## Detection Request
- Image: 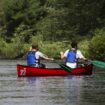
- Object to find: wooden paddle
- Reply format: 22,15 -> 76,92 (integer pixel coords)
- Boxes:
90,60 -> 105,68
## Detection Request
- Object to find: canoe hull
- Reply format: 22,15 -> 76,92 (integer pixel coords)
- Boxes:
17,64 -> 93,77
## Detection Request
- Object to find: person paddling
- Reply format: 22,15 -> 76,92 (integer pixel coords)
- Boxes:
60,41 -> 87,69
27,44 -> 54,68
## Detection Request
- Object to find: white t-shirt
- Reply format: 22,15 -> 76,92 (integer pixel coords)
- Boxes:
64,49 -> 85,68
35,51 -> 45,59
34,51 -> 45,67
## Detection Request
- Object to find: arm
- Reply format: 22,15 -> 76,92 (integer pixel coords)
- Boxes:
60,52 -> 65,59
42,54 -> 54,60
77,50 -> 87,60
60,50 -> 69,59
38,52 -> 54,61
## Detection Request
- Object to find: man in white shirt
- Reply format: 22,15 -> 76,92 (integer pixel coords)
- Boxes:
27,44 -> 54,67
60,41 -> 87,69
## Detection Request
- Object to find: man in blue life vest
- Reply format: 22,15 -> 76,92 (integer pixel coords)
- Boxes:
27,46 -> 37,67
60,41 -> 87,68
27,44 -> 54,67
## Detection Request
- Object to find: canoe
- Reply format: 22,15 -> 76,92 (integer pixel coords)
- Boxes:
17,64 -> 93,77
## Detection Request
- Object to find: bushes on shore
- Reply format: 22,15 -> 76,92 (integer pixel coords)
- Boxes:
0,36 -> 90,59
0,30 -> 105,61
88,29 -> 105,61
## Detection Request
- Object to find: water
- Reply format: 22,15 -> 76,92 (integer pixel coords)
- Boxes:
0,60 -> 105,105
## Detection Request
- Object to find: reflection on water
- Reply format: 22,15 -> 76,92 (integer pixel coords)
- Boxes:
27,77 -> 37,86
17,76 -> 84,105
0,60 -> 105,105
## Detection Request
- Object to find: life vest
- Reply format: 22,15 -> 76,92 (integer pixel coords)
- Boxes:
27,51 -> 37,66
66,51 -> 77,63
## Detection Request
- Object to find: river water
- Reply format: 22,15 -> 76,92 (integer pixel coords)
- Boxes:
0,60 -> 105,105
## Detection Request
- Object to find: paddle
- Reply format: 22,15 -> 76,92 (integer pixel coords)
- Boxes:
54,60 -> 72,73
90,60 -> 105,68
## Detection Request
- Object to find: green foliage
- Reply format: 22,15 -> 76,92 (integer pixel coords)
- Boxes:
0,0 -> 105,59
2,0 -> 30,39
78,40 -> 90,57
30,35 -> 43,45
36,1 -> 70,41
0,39 -> 29,59
2,0 -> 46,41
88,28 -> 105,61
40,41 -> 70,58
1,0 -> 105,42
12,24 -> 33,43
0,37 -> 6,55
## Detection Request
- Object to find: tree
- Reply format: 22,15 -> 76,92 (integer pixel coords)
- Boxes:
2,0 -> 46,42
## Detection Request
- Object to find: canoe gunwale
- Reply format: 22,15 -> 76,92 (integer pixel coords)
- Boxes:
17,64 -> 64,70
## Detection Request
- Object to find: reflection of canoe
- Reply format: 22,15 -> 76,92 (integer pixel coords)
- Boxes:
17,64 -> 93,77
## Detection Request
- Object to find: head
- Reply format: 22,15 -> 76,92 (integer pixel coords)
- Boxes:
71,41 -> 78,49
32,44 -> 39,51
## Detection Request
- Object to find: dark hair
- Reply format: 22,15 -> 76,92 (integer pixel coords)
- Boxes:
32,44 -> 39,50
71,41 -> 77,48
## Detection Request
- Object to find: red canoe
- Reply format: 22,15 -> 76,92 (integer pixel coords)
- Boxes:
17,64 -> 93,77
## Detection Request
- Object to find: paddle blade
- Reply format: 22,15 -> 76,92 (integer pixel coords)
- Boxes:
91,60 -> 105,68
59,63 -> 72,73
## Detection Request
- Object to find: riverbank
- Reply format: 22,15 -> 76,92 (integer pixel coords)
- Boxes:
0,40 -> 89,59
0,31 -> 105,61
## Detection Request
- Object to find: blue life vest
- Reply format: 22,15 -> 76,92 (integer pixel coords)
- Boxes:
66,51 -> 77,63
27,51 -> 36,66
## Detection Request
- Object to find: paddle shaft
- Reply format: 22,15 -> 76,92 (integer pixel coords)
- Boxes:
54,60 -> 72,73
